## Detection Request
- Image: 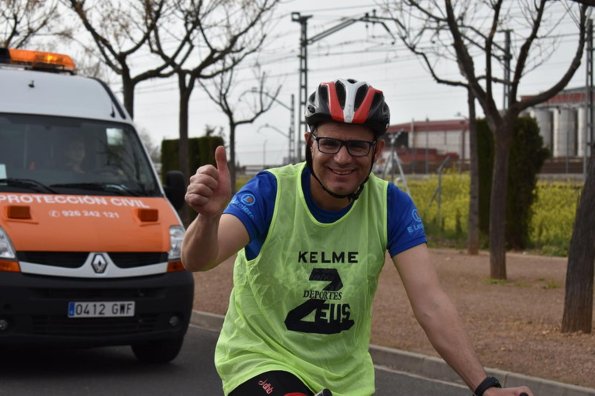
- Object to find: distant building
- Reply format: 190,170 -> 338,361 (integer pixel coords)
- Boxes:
380,119 -> 467,174
523,86 -> 593,159
381,86 -> 593,174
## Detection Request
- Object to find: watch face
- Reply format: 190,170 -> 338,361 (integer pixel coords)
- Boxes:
475,377 -> 502,396
490,376 -> 502,386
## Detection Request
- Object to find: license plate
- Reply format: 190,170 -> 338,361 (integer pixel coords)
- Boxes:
68,301 -> 135,318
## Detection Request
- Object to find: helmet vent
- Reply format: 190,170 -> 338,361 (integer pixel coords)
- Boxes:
335,80 -> 346,108
354,86 -> 368,108
318,85 -> 328,106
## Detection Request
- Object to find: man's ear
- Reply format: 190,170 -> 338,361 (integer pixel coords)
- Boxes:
304,131 -> 312,144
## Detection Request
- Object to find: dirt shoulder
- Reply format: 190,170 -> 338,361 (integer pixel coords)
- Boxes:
192,248 -> 595,389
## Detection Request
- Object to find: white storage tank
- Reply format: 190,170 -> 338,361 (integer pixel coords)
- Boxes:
553,108 -> 577,157
532,108 -> 553,151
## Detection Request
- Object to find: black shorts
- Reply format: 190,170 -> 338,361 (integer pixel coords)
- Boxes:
229,370 -> 314,396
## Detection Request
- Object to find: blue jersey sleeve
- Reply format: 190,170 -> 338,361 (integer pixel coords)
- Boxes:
387,183 -> 427,257
224,171 -> 277,260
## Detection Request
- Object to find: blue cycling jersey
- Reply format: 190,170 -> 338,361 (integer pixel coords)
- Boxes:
225,166 -> 426,260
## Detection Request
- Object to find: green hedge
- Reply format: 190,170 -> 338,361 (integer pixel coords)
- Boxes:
161,136 -> 224,224
160,136 -> 224,178
477,117 -> 550,249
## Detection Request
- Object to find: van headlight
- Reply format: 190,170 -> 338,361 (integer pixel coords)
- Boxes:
168,225 -> 185,260
0,227 -> 16,259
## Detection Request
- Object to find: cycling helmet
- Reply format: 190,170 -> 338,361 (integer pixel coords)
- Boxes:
305,78 -> 390,136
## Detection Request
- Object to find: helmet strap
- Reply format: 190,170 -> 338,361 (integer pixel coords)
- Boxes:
309,168 -> 365,201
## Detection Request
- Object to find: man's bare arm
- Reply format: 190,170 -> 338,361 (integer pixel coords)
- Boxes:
181,146 -> 248,271
393,244 -> 532,396
182,213 -> 248,271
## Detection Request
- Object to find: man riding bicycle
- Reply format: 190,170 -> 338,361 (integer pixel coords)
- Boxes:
182,78 -> 533,396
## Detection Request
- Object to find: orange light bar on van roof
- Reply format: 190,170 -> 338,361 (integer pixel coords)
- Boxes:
8,48 -> 76,71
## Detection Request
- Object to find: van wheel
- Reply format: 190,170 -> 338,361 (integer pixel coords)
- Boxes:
131,337 -> 184,364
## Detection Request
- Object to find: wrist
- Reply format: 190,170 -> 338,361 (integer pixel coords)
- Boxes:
474,376 -> 502,396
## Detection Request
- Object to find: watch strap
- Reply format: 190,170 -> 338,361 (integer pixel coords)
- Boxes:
474,376 -> 502,396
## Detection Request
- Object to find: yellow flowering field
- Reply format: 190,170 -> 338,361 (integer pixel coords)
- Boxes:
530,180 -> 582,255
237,170 -> 581,256
399,173 -> 582,256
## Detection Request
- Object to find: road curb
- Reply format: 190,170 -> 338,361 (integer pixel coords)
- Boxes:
191,310 -> 595,396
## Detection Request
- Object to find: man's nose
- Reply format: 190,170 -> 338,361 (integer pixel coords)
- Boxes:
333,144 -> 352,163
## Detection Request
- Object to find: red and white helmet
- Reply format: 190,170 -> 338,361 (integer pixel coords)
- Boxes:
305,78 -> 390,136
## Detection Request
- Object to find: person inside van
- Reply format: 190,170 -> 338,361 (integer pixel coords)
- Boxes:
60,137 -> 86,174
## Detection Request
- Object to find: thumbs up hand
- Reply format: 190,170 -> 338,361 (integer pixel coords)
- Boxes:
185,146 -> 232,218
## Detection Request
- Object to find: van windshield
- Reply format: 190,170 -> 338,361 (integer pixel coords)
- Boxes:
0,114 -> 161,197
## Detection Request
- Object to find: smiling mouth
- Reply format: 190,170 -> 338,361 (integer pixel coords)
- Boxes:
329,168 -> 354,176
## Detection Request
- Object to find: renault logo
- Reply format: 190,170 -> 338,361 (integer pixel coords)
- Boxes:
91,253 -> 108,274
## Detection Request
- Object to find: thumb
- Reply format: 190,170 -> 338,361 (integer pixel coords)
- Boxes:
214,145 -> 229,177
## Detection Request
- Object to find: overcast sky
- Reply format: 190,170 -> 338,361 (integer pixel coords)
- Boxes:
127,0 -> 588,166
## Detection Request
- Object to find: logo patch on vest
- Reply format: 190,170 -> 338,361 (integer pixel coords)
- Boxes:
285,252 -> 355,334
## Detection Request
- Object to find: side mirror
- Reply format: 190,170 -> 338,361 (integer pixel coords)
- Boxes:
163,170 -> 186,211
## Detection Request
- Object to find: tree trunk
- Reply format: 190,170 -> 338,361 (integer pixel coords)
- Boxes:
122,73 -> 135,118
562,152 -> 595,333
467,89 -> 480,255
228,123 -> 237,193
178,75 -> 191,225
178,77 -> 190,180
488,127 -> 512,279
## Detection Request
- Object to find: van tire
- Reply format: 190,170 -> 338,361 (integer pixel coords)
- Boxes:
131,337 -> 184,364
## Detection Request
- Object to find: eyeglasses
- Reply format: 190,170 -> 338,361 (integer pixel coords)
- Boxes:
312,134 -> 376,157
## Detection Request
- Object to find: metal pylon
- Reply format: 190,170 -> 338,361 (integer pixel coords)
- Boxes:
382,133 -> 410,195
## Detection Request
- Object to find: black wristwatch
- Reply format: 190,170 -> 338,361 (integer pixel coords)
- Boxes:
474,376 -> 502,396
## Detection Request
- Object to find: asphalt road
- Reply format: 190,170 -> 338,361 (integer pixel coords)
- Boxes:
0,325 -> 468,396
0,325 -> 221,396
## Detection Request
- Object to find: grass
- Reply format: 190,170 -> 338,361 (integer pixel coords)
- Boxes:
483,278 -> 510,286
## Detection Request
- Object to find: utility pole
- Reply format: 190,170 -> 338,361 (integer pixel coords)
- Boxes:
291,12 -> 311,162
291,10 -> 395,162
289,93 -> 295,163
585,18 -> 593,180
503,29 -> 512,110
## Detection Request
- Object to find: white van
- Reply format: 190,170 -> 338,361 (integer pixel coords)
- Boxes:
0,48 -> 193,363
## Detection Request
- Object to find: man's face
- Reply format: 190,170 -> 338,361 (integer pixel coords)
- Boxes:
307,122 -> 383,200
65,140 -> 85,163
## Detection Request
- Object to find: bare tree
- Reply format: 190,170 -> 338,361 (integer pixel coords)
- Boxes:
149,0 -> 278,179
138,127 -> 161,164
199,65 -> 281,191
65,0 -> 173,117
562,150 -> 595,333
0,0 -> 70,48
466,89 -> 480,255
385,0 -> 588,279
